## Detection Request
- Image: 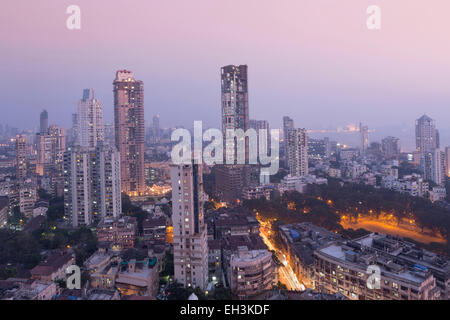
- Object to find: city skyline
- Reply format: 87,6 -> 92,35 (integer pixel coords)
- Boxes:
1,1 -> 450,149
2,1 -> 450,304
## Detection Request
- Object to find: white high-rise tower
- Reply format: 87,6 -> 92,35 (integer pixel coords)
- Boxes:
77,89 -> 104,149
286,128 -> 308,177
171,163 -> 208,290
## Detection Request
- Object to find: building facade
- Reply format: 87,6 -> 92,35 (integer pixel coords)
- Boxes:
416,114 -> 438,154
229,246 -> 276,299
76,88 -> 104,149
286,128 -> 308,177
113,70 -> 145,195
64,145 -> 121,227
171,163 -> 208,290
314,234 -> 444,300
215,65 -> 251,203
15,134 -> 27,179
382,136 -> 401,160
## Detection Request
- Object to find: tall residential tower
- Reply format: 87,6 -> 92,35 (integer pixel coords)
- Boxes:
286,128 -> 308,177
171,163 -> 208,290
416,115 -> 438,154
215,65 -> 250,202
15,135 -> 27,179
77,88 -> 104,149
113,70 -> 145,195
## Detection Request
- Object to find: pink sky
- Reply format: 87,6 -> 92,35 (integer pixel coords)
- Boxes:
1,0 -> 450,149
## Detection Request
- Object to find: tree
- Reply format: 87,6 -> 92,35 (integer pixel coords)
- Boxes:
7,206 -> 27,228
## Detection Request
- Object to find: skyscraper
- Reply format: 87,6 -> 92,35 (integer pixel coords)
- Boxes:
36,124 -> 66,177
283,116 -> 295,154
64,145 -> 121,227
92,144 -> 122,221
70,113 -> 78,146
215,65 -> 250,202
221,65 -> 249,162
152,114 -> 160,143
171,163 -> 208,290
64,146 -> 92,227
77,89 -> 104,149
113,70 -> 145,195
286,128 -> 308,177
40,110 -> 48,134
421,149 -> 445,186
15,134 -> 27,179
249,119 -> 270,152
416,115 -> 438,154
359,123 -> 369,154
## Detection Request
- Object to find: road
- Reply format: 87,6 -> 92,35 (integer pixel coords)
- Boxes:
259,226 -> 304,291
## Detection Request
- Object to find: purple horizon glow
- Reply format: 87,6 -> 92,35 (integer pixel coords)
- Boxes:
1,0 -> 450,150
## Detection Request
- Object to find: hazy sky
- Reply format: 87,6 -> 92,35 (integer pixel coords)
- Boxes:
1,0 -> 450,150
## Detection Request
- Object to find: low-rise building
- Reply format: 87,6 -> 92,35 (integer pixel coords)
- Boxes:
429,187 -> 447,203
278,223 -> 342,288
229,246 -> 277,299
97,216 -> 137,250
142,216 -> 167,243
280,174 -> 327,193
0,280 -> 57,300
30,252 -> 75,282
241,185 -> 273,201
208,239 -> 222,283
314,234 -> 445,300
32,200 -> 49,217
115,258 -> 159,298
382,174 -> 429,198
210,207 -> 260,239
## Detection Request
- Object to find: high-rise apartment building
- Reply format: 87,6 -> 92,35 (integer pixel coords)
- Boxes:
415,115 -> 442,185
445,147 -> 450,177
113,70 -> 145,195
416,115 -> 438,154
40,110 -> 48,134
36,124 -> 66,177
70,113 -> 78,146
249,119 -> 270,152
382,136 -> 401,159
64,145 -> 121,227
215,65 -> 250,202
15,135 -> 27,179
421,149 -> 445,186
64,146 -> 92,227
221,65 -> 249,161
104,123 -> 115,146
152,114 -> 160,143
171,163 -> 208,290
93,144 -> 122,221
359,123 -> 369,154
286,128 -> 308,177
283,116 -> 295,154
77,89 -> 104,149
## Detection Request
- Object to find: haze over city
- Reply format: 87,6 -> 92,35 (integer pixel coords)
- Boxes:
1,0 -> 450,150
2,0 -> 450,307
